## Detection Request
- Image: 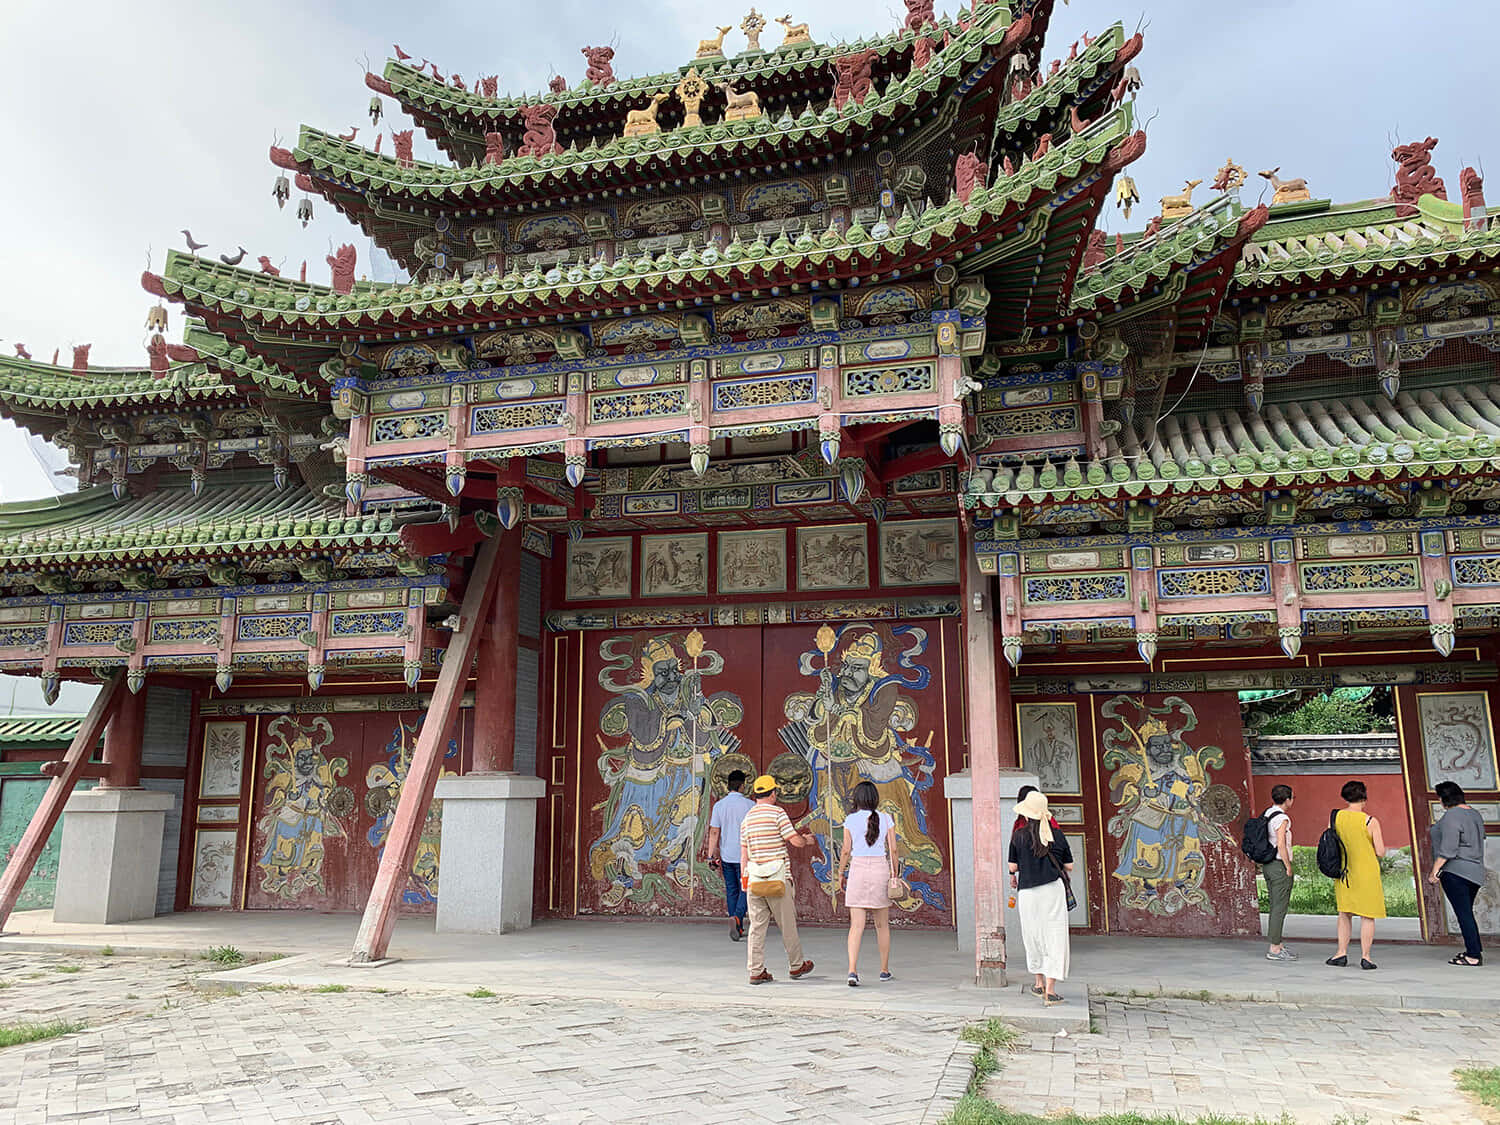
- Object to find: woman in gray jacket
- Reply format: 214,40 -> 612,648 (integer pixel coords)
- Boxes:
1428,781 -> 1487,966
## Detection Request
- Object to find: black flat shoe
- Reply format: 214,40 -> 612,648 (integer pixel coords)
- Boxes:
1326,955 -> 1348,967
1360,958 -> 1377,970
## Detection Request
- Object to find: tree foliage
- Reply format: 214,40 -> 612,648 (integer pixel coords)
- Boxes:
1256,691 -> 1391,736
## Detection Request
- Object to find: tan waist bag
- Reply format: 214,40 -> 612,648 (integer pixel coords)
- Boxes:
745,857 -> 788,899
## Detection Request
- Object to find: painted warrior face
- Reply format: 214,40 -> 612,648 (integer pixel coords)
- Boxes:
294,746 -> 319,778
650,658 -> 682,699
1145,733 -> 1176,767
837,656 -> 872,697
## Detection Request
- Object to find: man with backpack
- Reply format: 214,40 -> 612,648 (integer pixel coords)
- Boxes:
1242,785 -> 1297,961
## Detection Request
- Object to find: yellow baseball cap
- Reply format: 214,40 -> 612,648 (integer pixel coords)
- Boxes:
751,773 -> 778,796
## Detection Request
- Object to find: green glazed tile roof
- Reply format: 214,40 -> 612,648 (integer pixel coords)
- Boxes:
309,11 -> 1036,204
0,355 -> 234,411
382,7 -> 995,122
171,108 -> 1134,330
1074,193 -> 1257,310
965,383 -> 1500,507
0,715 -> 85,745
1236,201 -> 1500,285
0,480 -> 404,568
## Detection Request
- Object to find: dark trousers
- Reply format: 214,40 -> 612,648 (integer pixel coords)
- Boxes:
1439,871 -> 1483,958
1262,860 -> 1294,944
721,861 -> 746,920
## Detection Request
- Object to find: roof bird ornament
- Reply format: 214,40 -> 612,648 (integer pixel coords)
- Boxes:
220,246 -> 247,266
393,44 -> 412,61
13,344 -> 30,360
339,126 -> 359,142
182,229 -> 207,251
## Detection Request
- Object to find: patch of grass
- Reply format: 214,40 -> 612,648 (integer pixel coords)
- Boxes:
53,965 -> 82,974
0,1020 -> 85,1048
23,972 -> 43,980
958,1019 -> 1023,1093
99,945 -> 114,957
124,993 -> 139,1000
1256,846 -> 1418,917
943,1110 -> 1293,1125
313,984 -> 349,994
1456,1066 -> 1500,1110
466,987 -> 496,999
204,946 -> 244,967
0,980 -> 11,990
255,984 -> 298,993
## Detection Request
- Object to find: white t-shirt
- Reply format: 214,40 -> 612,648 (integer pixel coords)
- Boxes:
1264,804 -> 1291,854
710,791 -> 755,863
843,810 -> 895,857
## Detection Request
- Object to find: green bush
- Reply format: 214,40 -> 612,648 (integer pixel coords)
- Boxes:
1256,846 -> 1418,917
1258,693 -> 1390,736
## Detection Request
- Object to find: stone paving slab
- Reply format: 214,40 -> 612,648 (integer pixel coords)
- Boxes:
1,957 -> 965,1125
987,995 -> 1500,1125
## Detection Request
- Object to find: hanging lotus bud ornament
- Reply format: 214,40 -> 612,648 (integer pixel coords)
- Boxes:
838,459 -> 865,502
274,174 -> 291,209
297,197 -> 314,227
689,444 -> 710,477
41,673 -> 61,706
495,487 -> 524,529
567,520 -> 584,544
819,429 -> 841,466
215,665 -> 233,694
369,96 -> 384,125
446,463 -> 466,496
404,660 -> 422,690
127,668 -> 147,694
871,497 -> 887,524
446,505 -> 459,532
565,456 -> 586,488
307,664 -> 326,692
273,464 -> 289,490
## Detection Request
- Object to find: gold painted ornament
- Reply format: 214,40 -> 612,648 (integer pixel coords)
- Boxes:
718,80 -> 762,121
675,68 -> 709,128
776,14 -> 812,46
622,91 -> 670,137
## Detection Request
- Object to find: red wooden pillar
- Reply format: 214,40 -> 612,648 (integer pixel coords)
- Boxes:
472,528 -> 523,773
351,529 -> 505,963
961,517 -> 1007,985
102,683 -> 146,788
0,673 -> 123,931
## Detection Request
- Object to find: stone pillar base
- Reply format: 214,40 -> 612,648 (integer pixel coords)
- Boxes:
945,767 -> 1039,968
434,773 -> 546,934
54,787 -> 176,924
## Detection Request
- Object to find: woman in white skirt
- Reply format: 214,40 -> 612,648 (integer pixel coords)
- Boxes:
1009,790 -> 1073,1005
837,781 -> 899,987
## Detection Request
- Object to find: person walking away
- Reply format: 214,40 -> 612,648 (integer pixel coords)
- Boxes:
1013,784 -> 1062,837
1327,780 -> 1387,970
1262,785 -> 1297,962
705,769 -> 754,941
1008,790 -> 1073,1005
836,780 -> 899,986
1428,781 -> 1487,966
739,774 -> 816,984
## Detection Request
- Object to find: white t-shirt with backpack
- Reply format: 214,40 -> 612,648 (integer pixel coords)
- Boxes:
1263,804 -> 1291,857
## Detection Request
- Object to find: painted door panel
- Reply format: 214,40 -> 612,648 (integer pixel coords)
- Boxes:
0,776 -> 96,911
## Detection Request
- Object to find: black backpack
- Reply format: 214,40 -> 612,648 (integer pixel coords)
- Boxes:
1240,810 -> 1278,864
1316,809 -> 1348,881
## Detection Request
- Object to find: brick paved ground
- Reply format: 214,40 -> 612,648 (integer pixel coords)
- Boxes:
989,995 -> 1500,1125
1,952 -> 961,1124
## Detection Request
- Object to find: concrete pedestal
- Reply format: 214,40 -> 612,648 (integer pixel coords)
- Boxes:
434,773 -> 546,934
944,767 -> 1039,967
53,787 -> 177,924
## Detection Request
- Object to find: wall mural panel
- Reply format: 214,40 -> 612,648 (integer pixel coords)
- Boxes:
581,628 -> 757,916
1017,702 -> 1082,796
1415,692 -> 1499,792
764,620 -> 955,927
576,620 -> 956,926
244,711 -> 463,912
1098,692 -> 1257,937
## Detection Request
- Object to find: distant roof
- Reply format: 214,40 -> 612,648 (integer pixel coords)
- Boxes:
0,714 -> 84,746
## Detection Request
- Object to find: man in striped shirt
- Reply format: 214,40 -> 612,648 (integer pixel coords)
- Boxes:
740,773 -> 817,984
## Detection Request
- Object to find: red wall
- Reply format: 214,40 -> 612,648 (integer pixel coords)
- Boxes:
1250,773 -> 1411,848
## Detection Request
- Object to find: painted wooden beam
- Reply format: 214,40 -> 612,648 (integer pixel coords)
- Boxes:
370,464 -> 457,507
0,671 -> 124,931
399,514 -> 491,560
350,528 -> 505,963
877,444 -> 955,484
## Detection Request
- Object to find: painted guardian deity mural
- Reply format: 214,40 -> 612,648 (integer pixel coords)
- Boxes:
781,624 -> 944,912
589,629 -> 744,908
1101,695 -> 1235,916
256,716 -> 354,899
365,716 -> 458,906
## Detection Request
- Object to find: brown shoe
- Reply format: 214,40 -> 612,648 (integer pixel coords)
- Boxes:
789,960 -> 814,979
749,970 -> 773,985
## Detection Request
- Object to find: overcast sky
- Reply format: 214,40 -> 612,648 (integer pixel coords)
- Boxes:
0,0 -> 1491,497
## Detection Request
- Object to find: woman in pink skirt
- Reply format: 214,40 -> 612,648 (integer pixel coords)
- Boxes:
837,780 -> 900,987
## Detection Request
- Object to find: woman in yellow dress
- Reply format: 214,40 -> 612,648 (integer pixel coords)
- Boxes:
1327,779 -> 1388,970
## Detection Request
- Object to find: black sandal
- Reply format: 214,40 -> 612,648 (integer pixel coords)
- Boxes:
1028,984 -> 1045,996
1449,953 -> 1483,966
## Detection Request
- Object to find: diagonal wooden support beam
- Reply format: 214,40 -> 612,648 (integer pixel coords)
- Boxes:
350,529 -> 505,963
0,672 -> 124,932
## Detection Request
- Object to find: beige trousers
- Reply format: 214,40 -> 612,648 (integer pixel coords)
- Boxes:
746,876 -> 804,974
